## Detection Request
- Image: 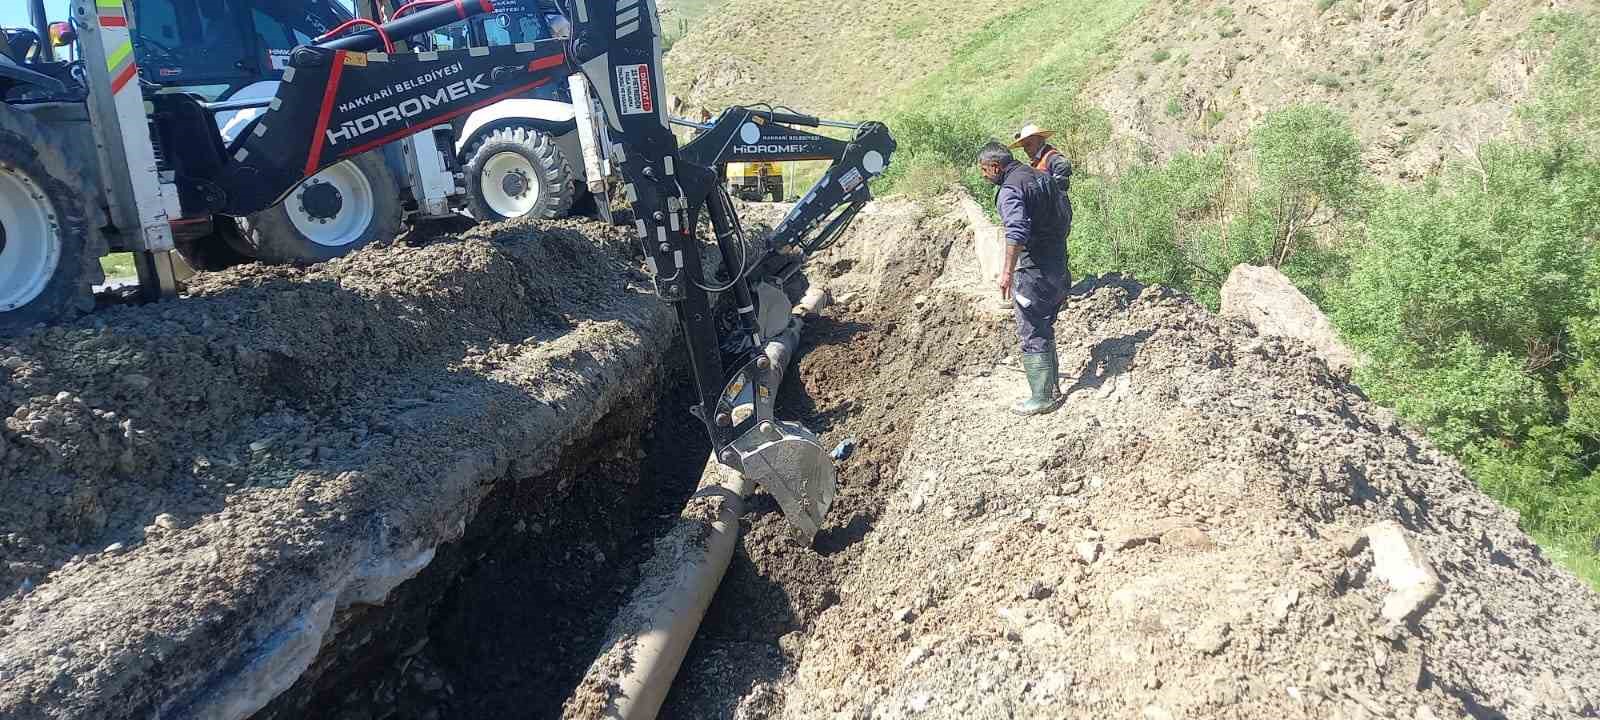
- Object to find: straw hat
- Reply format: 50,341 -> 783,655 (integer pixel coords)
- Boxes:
1008,123 -> 1054,148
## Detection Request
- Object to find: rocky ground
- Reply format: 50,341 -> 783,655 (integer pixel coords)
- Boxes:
3,191 -> 1598,720
655,195 -> 1600,720
773,272 -> 1600,719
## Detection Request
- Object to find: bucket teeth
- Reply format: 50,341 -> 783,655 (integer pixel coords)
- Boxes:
730,420 -> 837,545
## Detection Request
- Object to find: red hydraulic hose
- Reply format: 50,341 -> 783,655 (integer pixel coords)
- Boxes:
392,0 -> 494,19
315,18 -> 396,54
390,0 -> 452,19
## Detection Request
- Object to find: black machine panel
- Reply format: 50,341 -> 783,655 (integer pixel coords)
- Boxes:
211,41 -> 568,215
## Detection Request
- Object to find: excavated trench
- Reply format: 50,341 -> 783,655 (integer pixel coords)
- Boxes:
251,364 -> 712,720
0,197 -> 995,720
244,196 -> 999,719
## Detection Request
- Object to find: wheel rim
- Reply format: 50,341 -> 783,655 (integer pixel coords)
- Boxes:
0,163 -> 63,313
481,151 -> 542,218
285,160 -> 376,248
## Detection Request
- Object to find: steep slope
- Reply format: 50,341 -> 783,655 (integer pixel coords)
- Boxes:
664,0 -> 1141,119
1089,0 -> 1555,179
777,273 -> 1600,719
665,0 -> 1566,178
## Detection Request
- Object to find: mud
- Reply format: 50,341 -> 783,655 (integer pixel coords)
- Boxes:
0,217 -> 677,719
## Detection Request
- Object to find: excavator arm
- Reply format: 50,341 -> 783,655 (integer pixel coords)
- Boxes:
674,107 -> 896,284
561,0 -> 899,543
184,0 -> 891,543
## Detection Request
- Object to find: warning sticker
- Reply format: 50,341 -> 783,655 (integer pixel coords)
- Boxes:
839,167 -> 865,193
616,64 -> 654,115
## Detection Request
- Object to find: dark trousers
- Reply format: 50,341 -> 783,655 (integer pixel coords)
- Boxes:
1013,267 -> 1069,354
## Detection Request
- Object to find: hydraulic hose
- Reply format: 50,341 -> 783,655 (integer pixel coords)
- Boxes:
316,0 -> 495,52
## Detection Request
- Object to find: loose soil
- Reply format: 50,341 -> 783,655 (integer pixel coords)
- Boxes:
4,190 -> 1598,720
662,196 -> 1600,719
0,217 -> 677,719
658,196 -> 1014,718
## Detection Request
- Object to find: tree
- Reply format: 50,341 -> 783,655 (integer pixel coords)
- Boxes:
1251,105 -> 1364,267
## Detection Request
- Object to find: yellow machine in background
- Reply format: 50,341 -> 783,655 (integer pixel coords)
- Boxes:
726,161 -> 785,202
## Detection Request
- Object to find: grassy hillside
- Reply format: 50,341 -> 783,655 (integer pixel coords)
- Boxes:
658,0 -> 724,50
667,0 -> 1554,177
1089,0 -> 1553,179
667,0 -> 1600,587
664,0 -> 1083,117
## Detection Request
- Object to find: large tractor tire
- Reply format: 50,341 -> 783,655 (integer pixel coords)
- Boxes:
0,109 -> 100,335
463,126 -> 576,221
238,151 -> 402,265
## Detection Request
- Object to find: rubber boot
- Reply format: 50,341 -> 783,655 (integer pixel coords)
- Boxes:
1011,349 -> 1063,416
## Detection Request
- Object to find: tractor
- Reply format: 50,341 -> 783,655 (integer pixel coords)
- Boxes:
0,0 -> 615,329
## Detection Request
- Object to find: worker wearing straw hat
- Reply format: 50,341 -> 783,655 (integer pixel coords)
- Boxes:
1010,123 -> 1073,193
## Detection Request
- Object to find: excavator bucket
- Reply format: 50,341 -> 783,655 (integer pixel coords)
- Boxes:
715,341 -> 837,545
731,421 -> 837,545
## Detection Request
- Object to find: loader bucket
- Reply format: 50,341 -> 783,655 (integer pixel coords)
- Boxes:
730,420 -> 837,545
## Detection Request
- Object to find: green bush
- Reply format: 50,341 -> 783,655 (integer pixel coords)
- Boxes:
1152,48 -> 1172,63
1330,142 -> 1600,571
1522,12 -> 1600,156
1069,149 -> 1231,304
890,151 -> 965,199
1251,105 -> 1365,267
880,111 -> 994,199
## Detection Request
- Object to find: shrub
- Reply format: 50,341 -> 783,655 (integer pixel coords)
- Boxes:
1152,48 -> 1172,63
880,111 -> 993,198
889,151 -> 965,199
1251,105 -> 1365,267
1329,144 -> 1600,574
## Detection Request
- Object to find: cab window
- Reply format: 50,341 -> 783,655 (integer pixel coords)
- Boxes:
132,0 -> 251,84
481,12 -> 548,46
424,20 -> 471,51
247,0 -> 349,74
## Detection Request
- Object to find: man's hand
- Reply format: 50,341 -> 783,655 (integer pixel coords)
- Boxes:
1000,243 -> 1021,301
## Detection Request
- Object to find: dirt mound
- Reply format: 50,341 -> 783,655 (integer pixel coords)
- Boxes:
0,218 -> 676,719
773,274 -> 1600,719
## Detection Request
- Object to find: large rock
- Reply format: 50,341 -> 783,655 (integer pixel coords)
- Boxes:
1220,264 -> 1360,374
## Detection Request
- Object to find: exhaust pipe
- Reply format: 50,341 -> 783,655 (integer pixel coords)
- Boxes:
564,290 -> 830,720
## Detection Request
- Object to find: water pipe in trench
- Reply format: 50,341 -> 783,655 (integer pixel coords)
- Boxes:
562,287 -> 831,720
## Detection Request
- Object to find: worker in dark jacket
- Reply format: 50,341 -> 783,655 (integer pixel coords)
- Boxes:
977,141 -> 1072,415
1010,123 -> 1073,193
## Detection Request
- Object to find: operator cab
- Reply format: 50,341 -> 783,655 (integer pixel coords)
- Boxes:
130,0 -> 350,100
415,0 -> 569,101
